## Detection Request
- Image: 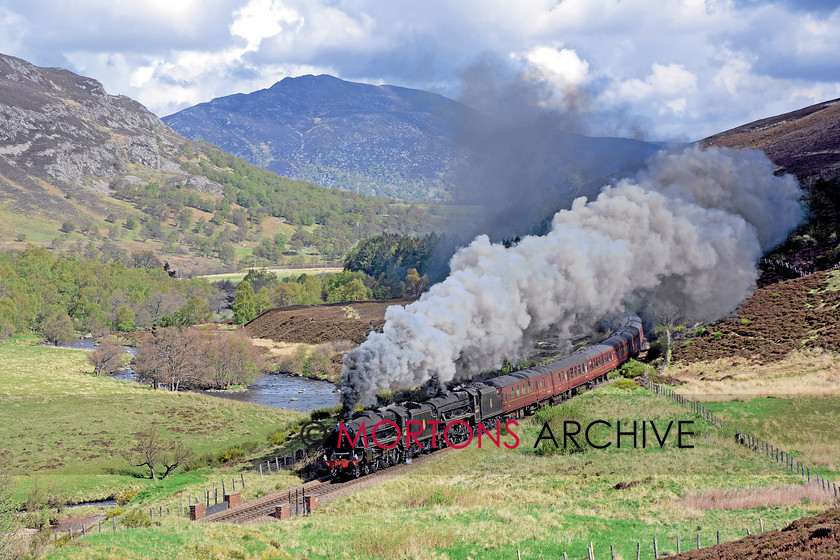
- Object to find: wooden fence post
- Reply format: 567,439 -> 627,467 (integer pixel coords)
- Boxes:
241,473 -> 245,488
653,537 -> 658,558
636,541 -> 641,560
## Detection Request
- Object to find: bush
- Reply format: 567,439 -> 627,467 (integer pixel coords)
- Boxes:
616,358 -> 645,379
218,446 -> 244,463
694,327 -> 708,336
115,488 -> 139,506
121,509 -> 152,528
611,378 -> 637,390
740,318 -> 752,326
267,429 -> 287,447
311,405 -> 342,420
711,331 -> 724,340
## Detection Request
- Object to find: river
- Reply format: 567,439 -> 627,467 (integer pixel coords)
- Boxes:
57,338 -> 341,413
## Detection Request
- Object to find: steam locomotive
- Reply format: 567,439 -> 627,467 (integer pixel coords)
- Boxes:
323,313 -> 644,479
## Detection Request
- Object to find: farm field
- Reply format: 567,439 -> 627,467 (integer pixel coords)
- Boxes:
0,342 -> 305,504
41,384 -> 830,560
702,396 -> 840,479
195,266 -> 344,284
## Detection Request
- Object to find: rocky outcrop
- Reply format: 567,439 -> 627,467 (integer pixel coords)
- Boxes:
0,53 -> 221,211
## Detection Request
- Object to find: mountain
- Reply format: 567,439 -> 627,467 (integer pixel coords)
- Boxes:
704,98 -> 840,274
0,54 -> 433,273
164,75 -> 474,201
702,98 -> 840,181
164,75 -> 662,203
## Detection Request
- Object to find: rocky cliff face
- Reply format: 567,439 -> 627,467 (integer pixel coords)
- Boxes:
0,53 -> 220,222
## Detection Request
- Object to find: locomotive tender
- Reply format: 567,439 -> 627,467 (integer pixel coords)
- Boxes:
324,313 -> 644,479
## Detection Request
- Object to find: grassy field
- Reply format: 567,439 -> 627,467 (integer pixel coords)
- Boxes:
196,266 -> 344,284
42,384 -> 828,560
703,397 -> 840,477
668,349 -> 840,399
0,341 -> 305,504
668,348 -> 840,481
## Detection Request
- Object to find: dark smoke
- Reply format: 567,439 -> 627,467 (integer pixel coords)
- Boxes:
426,59 -> 662,281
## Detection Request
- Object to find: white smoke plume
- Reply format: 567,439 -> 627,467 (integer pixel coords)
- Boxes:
340,146 -> 804,407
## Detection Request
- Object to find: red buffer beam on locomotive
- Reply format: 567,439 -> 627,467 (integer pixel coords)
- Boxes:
323,313 -> 643,479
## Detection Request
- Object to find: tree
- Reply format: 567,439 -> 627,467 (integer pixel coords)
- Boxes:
124,217 -> 138,230
232,281 -> 256,325
202,332 -> 260,389
253,286 -> 271,315
40,310 -> 74,346
652,302 -> 684,374
175,295 -> 211,326
343,278 -> 372,301
59,220 -> 75,233
133,327 -> 202,391
130,250 -> 162,271
121,426 -> 192,481
114,305 -> 135,332
89,337 -> 125,375
404,268 -> 429,299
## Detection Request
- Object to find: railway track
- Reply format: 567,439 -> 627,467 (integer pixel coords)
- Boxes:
205,359 -> 619,525
203,447 -> 452,524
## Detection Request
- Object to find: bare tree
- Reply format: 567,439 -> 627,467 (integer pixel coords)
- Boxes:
121,427 -> 192,481
133,327 -> 202,391
202,332 -> 261,389
652,301 -> 684,375
89,337 -> 125,375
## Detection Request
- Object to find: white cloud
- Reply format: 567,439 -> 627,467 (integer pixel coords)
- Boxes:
230,0 -> 303,51
0,0 -> 838,139
524,46 -> 590,90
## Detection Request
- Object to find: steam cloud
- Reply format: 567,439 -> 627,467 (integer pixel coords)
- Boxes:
341,146 -> 803,407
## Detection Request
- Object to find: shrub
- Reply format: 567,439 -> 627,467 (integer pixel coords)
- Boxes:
311,405 -> 342,420
219,446 -> 244,463
121,509 -> 152,528
115,488 -> 140,506
616,358 -> 646,379
267,430 -> 287,447
711,331 -> 724,340
740,318 -> 752,326
695,327 -> 708,336
611,378 -> 637,390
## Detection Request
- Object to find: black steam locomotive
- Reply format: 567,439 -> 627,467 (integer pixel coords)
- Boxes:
323,314 -> 644,479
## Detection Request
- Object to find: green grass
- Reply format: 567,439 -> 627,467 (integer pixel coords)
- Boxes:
703,396 -> 840,478
43,385 -> 827,560
0,341 -> 305,504
196,266 -> 343,284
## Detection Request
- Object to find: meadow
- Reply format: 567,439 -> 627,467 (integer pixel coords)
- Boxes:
42,384 -> 826,560
0,341 -> 304,504
195,266 -> 344,284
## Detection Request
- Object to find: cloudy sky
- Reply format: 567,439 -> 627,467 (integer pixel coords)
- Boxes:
1,0 -> 838,140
